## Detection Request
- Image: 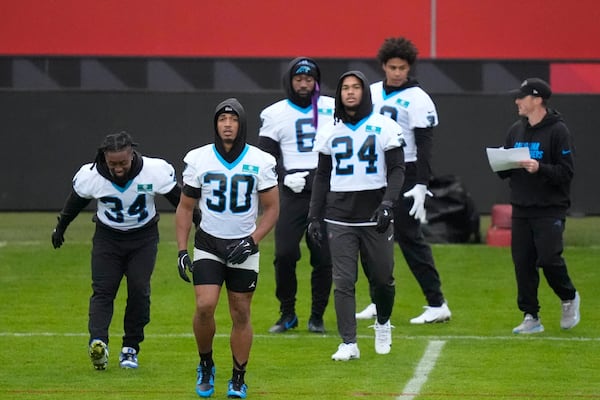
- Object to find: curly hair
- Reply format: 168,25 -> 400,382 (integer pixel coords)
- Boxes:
376,37 -> 419,66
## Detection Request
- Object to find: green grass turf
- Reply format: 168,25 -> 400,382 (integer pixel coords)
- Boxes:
1,212 -> 599,399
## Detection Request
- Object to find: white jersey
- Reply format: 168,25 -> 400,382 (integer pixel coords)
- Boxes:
370,81 -> 438,162
258,97 -> 335,170
182,144 -> 277,239
73,157 -> 177,231
313,113 -> 404,192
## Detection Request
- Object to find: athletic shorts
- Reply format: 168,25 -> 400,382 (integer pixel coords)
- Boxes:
191,228 -> 259,292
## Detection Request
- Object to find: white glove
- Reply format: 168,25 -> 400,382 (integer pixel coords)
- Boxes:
403,184 -> 433,223
283,171 -> 309,193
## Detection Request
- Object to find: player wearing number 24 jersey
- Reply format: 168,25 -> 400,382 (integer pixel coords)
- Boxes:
309,71 -> 405,360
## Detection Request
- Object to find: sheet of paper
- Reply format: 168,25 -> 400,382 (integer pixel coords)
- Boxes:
486,147 -> 530,172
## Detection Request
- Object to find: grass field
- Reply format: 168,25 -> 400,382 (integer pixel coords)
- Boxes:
1,212 -> 599,399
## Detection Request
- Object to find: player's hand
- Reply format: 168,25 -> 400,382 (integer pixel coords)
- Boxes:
283,171 -> 309,193
51,217 -> 65,249
307,218 -> 323,245
226,236 -> 257,265
403,184 -> 433,223
177,250 -> 193,283
370,201 -> 394,233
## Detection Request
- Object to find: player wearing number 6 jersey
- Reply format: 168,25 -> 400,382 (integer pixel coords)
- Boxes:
357,37 -> 452,325
51,130 -> 198,370
308,71 -> 405,360
176,98 -> 279,398
258,57 -> 335,334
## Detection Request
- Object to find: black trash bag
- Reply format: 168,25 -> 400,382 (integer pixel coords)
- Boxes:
421,175 -> 481,243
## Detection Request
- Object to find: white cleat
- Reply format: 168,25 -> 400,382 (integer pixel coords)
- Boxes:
355,303 -> 377,319
560,291 -> 580,330
410,302 -> 451,324
371,320 -> 393,355
331,343 -> 360,361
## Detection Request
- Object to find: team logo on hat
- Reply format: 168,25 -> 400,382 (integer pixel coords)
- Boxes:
295,65 -> 313,75
521,80 -> 540,95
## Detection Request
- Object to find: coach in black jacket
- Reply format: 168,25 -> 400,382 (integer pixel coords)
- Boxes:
499,78 -> 580,335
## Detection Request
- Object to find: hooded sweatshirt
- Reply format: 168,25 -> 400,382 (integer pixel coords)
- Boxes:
213,97 -> 248,164
499,108 -> 574,218
309,71 -> 405,223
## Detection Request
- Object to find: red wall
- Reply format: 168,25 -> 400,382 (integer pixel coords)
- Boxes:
437,0 -> 600,59
2,0 -> 599,59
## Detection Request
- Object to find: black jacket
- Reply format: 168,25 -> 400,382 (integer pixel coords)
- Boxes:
498,108 -> 574,218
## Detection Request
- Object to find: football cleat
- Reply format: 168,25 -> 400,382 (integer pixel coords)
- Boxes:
268,314 -> 298,333
307,317 -> 326,333
89,339 -> 109,370
560,291 -> 581,330
227,379 -> 247,399
331,342 -> 360,361
410,302 -> 451,324
119,347 -> 138,369
355,303 -> 377,319
513,314 -> 544,334
196,363 -> 215,397
371,320 -> 393,355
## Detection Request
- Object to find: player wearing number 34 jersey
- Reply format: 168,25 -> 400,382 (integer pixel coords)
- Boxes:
51,131 -> 199,371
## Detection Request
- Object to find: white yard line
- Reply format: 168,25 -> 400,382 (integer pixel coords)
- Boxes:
1,332 -> 598,342
397,340 -> 446,400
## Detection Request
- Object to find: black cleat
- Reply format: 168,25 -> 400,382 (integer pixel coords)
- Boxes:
268,314 -> 298,333
307,317 -> 326,333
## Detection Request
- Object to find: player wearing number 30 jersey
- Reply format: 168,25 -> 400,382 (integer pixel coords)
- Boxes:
176,98 -> 279,398
183,133 -> 278,240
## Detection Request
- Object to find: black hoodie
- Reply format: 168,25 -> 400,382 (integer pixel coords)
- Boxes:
309,70 -> 405,223
213,97 -> 247,164
499,108 -> 574,218
334,70 -> 373,125
283,57 -> 321,108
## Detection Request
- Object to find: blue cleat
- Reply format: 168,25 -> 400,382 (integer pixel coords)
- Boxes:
227,380 -> 247,399
196,364 -> 215,398
268,314 -> 298,333
119,347 -> 138,369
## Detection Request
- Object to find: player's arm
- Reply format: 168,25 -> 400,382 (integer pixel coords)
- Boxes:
164,183 -> 201,227
414,126 -> 433,184
308,153 -> 331,219
175,186 -> 199,251
51,189 -> 92,248
383,146 -> 406,204
252,186 -> 279,244
258,136 -> 285,184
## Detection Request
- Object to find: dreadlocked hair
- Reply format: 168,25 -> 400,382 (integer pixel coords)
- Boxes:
91,131 -> 137,169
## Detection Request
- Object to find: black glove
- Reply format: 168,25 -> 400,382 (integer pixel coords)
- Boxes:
51,216 -> 66,249
226,236 -> 257,265
370,201 -> 394,233
177,250 -> 193,283
307,218 -> 323,246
